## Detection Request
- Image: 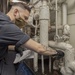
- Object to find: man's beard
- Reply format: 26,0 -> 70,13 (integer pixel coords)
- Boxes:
15,18 -> 27,28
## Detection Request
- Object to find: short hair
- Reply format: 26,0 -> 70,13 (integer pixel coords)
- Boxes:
11,2 -> 31,12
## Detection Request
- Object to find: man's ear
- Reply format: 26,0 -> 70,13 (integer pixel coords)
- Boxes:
14,9 -> 19,17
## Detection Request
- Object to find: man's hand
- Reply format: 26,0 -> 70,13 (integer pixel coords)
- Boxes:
52,50 -> 64,60
39,46 -> 57,56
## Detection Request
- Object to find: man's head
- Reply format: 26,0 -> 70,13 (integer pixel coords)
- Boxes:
7,2 -> 31,27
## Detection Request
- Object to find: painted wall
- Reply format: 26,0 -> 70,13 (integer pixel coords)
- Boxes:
66,0 -> 75,48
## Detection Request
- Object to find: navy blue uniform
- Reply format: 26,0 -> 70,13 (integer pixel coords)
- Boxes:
0,11 -> 30,59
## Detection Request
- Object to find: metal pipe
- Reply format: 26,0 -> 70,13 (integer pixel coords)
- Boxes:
34,48 -> 38,72
69,62 -> 75,72
41,55 -> 44,74
32,0 -> 42,8
49,57 -> 51,73
28,9 -> 34,25
48,0 -> 52,73
33,20 -> 38,72
62,3 -> 67,25
39,0 -> 49,46
39,0 -> 49,74
31,0 -> 41,9
55,0 -> 58,36
51,0 -> 66,4
48,41 -> 75,75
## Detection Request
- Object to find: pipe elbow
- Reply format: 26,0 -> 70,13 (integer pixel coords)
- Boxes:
65,44 -> 73,50
60,67 -> 66,75
69,62 -> 75,71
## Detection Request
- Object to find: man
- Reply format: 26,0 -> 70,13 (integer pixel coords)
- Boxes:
0,2 -> 64,61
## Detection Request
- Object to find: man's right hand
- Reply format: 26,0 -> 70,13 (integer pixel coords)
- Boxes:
52,50 -> 64,60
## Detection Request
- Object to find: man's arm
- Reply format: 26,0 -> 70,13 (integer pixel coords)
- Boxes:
14,39 -> 64,63
22,39 -> 57,56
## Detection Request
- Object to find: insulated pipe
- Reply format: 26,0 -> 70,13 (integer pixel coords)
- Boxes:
62,3 -> 67,25
28,1 -> 39,72
32,0 -> 41,73
31,0 -> 42,72
32,0 -> 42,8
28,9 -> 34,25
33,20 -> 38,72
69,62 -> 75,72
39,0 -> 49,46
48,0 -> 52,73
55,0 -> 58,36
39,0 -> 49,74
51,0 -> 66,4
48,41 -> 75,75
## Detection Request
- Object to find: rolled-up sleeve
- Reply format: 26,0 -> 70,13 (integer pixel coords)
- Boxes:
15,34 -> 30,47
0,23 -> 30,47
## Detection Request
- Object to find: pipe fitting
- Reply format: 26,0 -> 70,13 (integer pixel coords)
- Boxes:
69,62 -> 75,71
48,41 -> 75,75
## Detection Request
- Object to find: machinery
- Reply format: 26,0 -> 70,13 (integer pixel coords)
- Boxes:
1,0 -> 75,75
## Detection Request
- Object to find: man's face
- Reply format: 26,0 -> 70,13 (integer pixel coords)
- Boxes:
14,8 -> 30,28
19,9 -> 30,23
